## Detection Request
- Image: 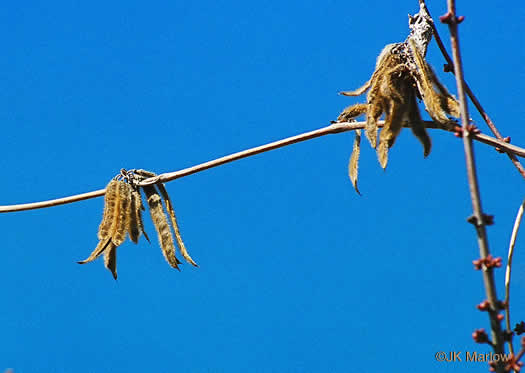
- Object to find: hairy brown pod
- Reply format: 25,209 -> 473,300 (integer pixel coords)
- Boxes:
142,185 -> 181,270
79,179 -> 135,279
134,169 -> 197,267
128,189 -> 149,244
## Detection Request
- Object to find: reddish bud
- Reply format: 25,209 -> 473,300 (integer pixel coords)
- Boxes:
439,12 -> 465,24
473,258 -> 483,270
477,300 -> 490,311
466,124 -> 481,135
439,12 -> 453,24
472,255 -> 502,270
472,328 -> 490,343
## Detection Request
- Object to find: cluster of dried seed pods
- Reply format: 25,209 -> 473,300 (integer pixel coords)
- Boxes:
78,169 -> 196,279
336,38 -> 460,193
133,169 -> 197,269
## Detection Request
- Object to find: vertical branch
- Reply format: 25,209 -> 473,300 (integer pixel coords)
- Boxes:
441,0 -> 505,371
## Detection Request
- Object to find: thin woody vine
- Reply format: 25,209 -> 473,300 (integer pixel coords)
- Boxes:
1,1 -> 524,372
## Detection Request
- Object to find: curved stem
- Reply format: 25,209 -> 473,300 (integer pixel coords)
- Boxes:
0,120 -> 524,214
505,200 -> 525,356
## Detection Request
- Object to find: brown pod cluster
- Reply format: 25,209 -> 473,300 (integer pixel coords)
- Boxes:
336,39 -> 459,193
79,169 -> 197,279
134,169 -> 198,269
78,177 -> 149,279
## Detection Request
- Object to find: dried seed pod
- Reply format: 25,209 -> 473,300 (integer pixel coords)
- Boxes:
127,189 -> 141,244
348,129 -> 362,195
79,179 -> 133,279
98,179 -> 119,240
364,99 -> 383,149
156,184 -> 198,267
143,185 -> 181,270
104,243 -> 118,280
366,44 -> 406,149
408,39 -> 459,125
340,80 -> 372,98
377,91 -> 408,169
78,238 -> 112,264
337,103 -> 368,123
111,181 -> 132,246
423,61 -> 460,118
134,169 -> 197,267
128,189 -> 149,244
79,179 -> 123,265
407,91 -> 432,157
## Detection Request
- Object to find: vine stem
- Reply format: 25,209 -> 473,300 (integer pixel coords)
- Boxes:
443,1 -> 505,371
419,0 -> 525,179
0,120 -> 523,214
505,200 -> 525,357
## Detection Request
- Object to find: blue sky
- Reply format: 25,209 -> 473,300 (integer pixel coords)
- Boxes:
1,1 -> 524,372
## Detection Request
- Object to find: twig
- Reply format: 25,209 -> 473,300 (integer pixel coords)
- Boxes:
442,1 -> 505,371
505,200 -> 525,356
1,120 -> 524,214
419,0 -> 525,179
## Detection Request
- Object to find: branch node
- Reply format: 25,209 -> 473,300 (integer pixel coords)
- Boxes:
503,330 -> 514,342
497,300 -> 508,310
453,124 -> 481,138
473,255 -> 502,270
439,12 -> 464,25
467,213 -> 493,226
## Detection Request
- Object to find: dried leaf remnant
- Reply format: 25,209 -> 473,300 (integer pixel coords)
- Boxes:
348,129 -> 362,195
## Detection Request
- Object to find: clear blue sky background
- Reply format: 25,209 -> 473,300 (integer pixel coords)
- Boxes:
1,1 -> 524,372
